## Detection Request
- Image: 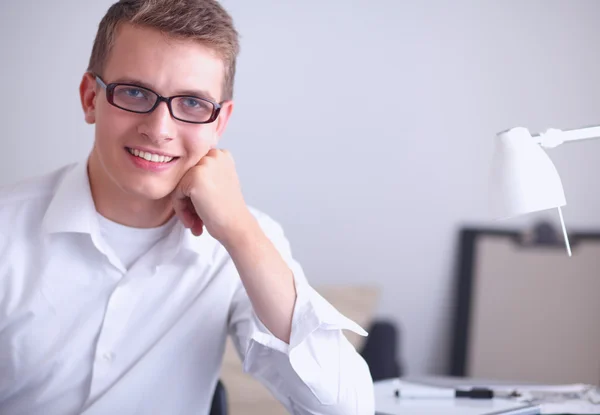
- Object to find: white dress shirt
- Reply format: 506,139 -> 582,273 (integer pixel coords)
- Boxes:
0,162 -> 375,415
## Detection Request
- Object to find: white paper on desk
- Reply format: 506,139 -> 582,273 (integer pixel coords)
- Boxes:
518,385 -> 600,415
455,383 -> 600,415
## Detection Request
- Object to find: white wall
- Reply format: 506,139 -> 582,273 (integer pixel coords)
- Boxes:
2,0 -> 600,375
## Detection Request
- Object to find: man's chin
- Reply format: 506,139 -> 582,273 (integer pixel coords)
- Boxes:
124,183 -> 177,202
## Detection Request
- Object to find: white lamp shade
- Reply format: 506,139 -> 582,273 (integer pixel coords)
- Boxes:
490,127 -> 566,219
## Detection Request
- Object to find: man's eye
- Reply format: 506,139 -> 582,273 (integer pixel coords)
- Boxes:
183,98 -> 201,108
123,88 -> 146,98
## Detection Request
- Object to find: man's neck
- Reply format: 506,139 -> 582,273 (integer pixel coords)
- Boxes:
87,153 -> 175,229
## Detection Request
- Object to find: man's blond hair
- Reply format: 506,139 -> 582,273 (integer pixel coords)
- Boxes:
87,0 -> 240,101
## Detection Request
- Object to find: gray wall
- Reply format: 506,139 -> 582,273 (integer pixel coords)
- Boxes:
2,0 -> 600,375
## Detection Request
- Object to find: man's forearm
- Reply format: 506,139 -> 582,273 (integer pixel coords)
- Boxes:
222,214 -> 297,344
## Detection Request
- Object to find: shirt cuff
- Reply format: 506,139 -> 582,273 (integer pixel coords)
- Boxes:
243,265 -> 368,405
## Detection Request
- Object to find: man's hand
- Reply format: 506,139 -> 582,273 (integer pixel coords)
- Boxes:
171,149 -> 254,245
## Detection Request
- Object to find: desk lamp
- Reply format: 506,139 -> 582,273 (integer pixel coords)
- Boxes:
490,124 -> 600,256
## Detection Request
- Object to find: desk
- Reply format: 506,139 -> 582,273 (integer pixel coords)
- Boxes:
374,377 -> 541,415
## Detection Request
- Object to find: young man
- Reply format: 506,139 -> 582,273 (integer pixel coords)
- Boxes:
0,1 -> 374,414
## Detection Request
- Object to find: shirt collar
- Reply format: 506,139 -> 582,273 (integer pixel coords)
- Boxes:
42,160 -> 217,265
42,161 -> 97,235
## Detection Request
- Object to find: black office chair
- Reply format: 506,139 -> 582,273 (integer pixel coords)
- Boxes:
209,380 -> 228,415
359,320 -> 402,381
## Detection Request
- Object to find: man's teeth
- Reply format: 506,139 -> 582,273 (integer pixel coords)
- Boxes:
128,148 -> 174,163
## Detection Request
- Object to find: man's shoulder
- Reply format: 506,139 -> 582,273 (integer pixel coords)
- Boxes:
0,163 -> 76,218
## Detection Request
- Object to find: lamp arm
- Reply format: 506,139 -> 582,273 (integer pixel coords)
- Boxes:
533,124 -> 600,146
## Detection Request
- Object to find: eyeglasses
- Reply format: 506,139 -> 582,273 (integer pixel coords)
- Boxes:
94,74 -> 222,124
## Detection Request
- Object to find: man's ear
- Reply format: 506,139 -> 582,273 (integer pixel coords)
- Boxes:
79,72 -> 98,124
213,100 -> 234,145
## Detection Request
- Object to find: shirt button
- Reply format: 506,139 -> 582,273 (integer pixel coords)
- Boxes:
103,352 -> 114,362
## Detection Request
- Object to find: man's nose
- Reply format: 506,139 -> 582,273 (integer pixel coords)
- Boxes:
138,101 -> 176,143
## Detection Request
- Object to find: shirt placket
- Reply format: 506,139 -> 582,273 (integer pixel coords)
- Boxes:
88,267 -> 146,402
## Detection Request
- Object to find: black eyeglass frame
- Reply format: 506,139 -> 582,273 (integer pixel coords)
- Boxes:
94,74 -> 222,124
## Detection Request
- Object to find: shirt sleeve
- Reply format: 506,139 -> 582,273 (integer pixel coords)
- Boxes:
227,213 -> 375,415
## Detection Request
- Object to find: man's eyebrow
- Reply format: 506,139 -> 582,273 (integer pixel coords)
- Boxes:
113,77 -> 217,102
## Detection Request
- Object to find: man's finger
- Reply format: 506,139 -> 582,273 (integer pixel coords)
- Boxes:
172,196 -> 195,228
191,217 -> 204,236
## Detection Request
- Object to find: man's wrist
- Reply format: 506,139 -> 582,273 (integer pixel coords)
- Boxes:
219,210 -> 263,252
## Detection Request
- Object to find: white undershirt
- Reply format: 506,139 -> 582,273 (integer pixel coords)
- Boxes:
97,213 -> 177,270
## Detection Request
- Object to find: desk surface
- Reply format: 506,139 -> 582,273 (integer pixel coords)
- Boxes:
374,378 -> 540,415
